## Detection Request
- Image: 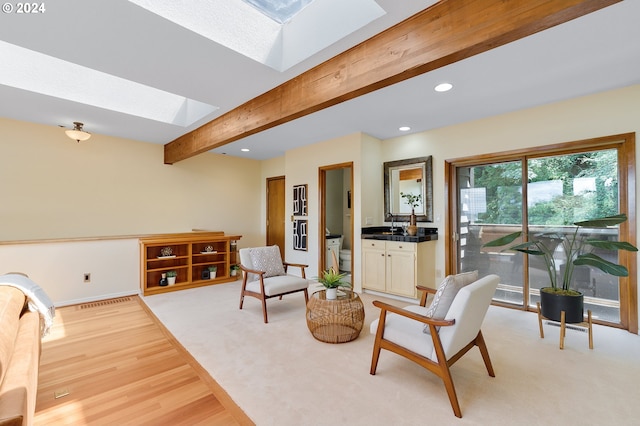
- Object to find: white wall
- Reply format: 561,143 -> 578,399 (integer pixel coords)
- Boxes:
2,85 -> 638,326
0,238 -> 138,306
0,118 -> 262,241
0,117 -> 264,305
381,85 -> 640,285
283,132 -> 371,290
246,85 -> 639,326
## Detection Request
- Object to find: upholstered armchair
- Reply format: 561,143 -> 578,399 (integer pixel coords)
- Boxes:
239,246 -> 310,323
370,273 -> 500,418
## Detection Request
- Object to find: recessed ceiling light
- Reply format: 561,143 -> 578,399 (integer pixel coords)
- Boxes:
241,148 -> 250,152
399,126 -> 411,132
434,83 -> 453,92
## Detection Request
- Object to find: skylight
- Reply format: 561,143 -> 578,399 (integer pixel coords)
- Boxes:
242,0 -> 313,24
128,0 -> 385,72
0,40 -> 218,127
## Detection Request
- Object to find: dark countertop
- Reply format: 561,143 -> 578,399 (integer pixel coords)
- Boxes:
361,226 -> 438,242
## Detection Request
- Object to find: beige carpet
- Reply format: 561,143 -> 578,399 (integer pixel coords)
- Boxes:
143,281 -> 640,425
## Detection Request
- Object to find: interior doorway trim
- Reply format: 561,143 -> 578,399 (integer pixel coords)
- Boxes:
318,162 -> 354,274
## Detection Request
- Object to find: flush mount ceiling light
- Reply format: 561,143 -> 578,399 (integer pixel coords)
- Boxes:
434,82 -> 453,92
399,126 -> 411,132
241,148 -> 251,152
65,122 -> 91,142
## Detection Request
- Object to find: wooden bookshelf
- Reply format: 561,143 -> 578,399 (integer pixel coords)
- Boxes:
140,232 -> 241,296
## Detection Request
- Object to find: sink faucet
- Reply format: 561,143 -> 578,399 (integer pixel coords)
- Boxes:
389,214 -> 397,234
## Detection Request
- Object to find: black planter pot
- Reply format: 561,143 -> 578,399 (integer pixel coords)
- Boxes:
540,288 -> 584,323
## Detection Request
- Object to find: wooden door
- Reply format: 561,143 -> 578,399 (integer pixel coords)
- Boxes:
266,176 -> 285,259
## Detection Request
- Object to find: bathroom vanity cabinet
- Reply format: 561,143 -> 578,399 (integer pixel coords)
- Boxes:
361,239 -> 435,298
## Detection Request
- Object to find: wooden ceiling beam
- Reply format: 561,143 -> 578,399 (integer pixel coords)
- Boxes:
164,0 -> 619,164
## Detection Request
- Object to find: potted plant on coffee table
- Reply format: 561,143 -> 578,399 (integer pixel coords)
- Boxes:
483,214 -> 637,323
317,268 -> 351,300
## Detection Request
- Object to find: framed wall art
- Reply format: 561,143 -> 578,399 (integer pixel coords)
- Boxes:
293,219 -> 307,251
293,184 -> 307,216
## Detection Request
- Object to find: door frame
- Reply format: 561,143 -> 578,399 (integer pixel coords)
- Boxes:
444,133 -> 637,333
266,175 -> 286,259
318,162 -> 354,274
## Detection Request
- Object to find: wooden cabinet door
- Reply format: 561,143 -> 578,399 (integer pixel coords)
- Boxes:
362,243 -> 386,292
386,243 -> 417,297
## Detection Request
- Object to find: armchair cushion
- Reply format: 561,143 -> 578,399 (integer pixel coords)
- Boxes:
370,304 -> 435,356
423,270 -> 477,334
425,270 -> 478,319
245,274 -> 309,297
247,246 -> 285,279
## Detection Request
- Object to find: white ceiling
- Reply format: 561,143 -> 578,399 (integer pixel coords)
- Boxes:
0,1 -> 639,161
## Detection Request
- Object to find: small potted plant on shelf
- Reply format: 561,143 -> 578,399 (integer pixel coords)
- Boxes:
208,265 -> 218,279
483,214 -> 637,323
316,267 -> 351,300
166,270 -> 178,286
230,264 -> 240,278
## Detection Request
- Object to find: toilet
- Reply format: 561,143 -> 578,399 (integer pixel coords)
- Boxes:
339,249 -> 351,272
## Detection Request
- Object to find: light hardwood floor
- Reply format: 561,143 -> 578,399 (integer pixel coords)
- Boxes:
35,296 -> 253,425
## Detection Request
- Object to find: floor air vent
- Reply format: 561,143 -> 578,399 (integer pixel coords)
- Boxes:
78,297 -> 132,310
545,321 -> 587,333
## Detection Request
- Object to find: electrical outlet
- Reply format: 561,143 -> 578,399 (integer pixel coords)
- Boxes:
83,273 -> 91,283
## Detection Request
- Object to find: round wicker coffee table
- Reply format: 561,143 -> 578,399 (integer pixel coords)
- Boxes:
306,289 -> 365,343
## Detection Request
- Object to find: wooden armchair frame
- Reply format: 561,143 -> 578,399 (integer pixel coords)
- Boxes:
239,261 -> 309,323
370,279 -> 497,418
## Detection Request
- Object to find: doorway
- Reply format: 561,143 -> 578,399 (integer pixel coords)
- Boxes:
319,163 -> 354,278
266,176 -> 285,259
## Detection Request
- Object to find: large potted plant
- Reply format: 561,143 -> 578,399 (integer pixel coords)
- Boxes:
317,268 -> 351,300
483,214 -> 637,322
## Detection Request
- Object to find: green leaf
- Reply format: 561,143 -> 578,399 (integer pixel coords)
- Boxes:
483,231 -> 522,247
574,214 -> 627,228
586,239 -> 638,252
513,248 -> 546,256
574,253 -> 629,276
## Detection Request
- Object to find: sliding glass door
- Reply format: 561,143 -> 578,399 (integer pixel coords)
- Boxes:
526,150 -> 621,322
456,161 -> 525,306
449,135 -> 636,330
